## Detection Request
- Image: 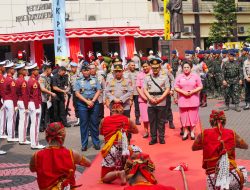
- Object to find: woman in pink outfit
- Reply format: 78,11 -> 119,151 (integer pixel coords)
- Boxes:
174,61 -> 203,140
136,59 -> 151,138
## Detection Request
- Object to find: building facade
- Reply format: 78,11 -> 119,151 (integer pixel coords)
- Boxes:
0,0 -> 249,65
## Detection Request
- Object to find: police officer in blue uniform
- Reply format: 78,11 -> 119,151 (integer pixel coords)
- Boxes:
75,64 -> 101,151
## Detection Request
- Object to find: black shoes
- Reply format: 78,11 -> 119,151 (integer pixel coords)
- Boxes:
224,105 -> 230,111
159,139 -> 165,144
82,146 -> 87,151
94,144 -> 100,150
143,133 -> 149,138
243,104 -> 250,110
182,135 -> 188,141
149,140 -> 157,145
169,121 -> 175,129
180,127 -> 184,136
135,117 -> 141,125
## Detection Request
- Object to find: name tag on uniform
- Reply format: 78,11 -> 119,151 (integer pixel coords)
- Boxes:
33,83 -> 38,88
90,80 -> 96,85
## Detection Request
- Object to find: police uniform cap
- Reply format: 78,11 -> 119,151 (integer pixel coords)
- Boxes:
234,49 -> 239,53
4,61 -> 15,68
14,63 -> 25,70
149,58 -> 162,65
112,58 -> 122,63
198,50 -> 204,54
172,50 -> 177,54
113,64 -> 123,71
0,61 -> 6,66
70,62 -> 78,67
214,50 -> 221,54
88,64 -> 96,69
185,50 -> 190,54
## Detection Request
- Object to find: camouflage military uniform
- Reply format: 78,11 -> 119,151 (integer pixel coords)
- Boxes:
222,60 -> 243,111
205,57 -> 215,97
171,57 -> 179,78
212,57 -> 223,98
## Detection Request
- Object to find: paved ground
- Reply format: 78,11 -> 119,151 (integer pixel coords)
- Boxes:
0,98 -> 250,189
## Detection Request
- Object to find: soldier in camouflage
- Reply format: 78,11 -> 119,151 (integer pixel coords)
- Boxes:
171,50 -> 179,77
222,51 -> 243,112
212,50 -> 223,99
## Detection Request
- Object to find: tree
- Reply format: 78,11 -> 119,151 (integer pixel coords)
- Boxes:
208,0 -> 237,44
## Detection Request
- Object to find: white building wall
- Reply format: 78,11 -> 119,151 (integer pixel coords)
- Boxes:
0,0 -> 164,34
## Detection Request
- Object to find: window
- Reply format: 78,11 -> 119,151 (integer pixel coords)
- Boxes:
0,46 -> 11,61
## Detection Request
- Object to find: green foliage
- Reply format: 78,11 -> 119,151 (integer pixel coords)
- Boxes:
208,0 -> 237,43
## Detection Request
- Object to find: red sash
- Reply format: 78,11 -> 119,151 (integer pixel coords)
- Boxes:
202,128 -> 236,174
100,114 -> 129,143
35,146 -> 76,190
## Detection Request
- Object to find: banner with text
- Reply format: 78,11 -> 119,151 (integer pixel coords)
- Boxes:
53,0 -> 68,64
164,0 -> 171,40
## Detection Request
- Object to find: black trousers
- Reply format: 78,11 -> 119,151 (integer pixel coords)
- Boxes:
99,103 -> 104,121
133,95 -> 140,118
40,102 -> 49,129
245,80 -> 250,103
72,93 -> 79,118
52,98 -> 67,125
148,106 -> 166,141
165,95 -> 173,122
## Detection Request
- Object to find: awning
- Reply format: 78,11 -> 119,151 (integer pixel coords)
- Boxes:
0,27 -> 164,43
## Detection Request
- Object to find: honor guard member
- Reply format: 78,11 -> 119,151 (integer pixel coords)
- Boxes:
75,64 -> 101,151
89,64 -> 105,122
132,51 -> 141,71
15,63 -> 30,145
124,60 -> 141,125
144,58 -> 170,145
0,61 -> 6,155
39,63 -> 56,132
212,50 -> 223,99
0,61 -> 6,139
51,66 -> 71,127
1,61 -> 18,142
171,50 -> 179,77
69,62 -> 80,126
105,64 -> 133,118
222,51 -> 243,112
27,62 -> 45,149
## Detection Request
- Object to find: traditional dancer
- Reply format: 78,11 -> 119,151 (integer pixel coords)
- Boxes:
100,103 -> 139,185
192,110 -> 248,190
29,122 -> 91,190
124,153 -> 176,190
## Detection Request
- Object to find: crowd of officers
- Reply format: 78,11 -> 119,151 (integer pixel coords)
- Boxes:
0,47 -> 250,154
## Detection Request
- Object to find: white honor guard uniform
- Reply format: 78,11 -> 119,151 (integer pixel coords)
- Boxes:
26,62 -> 45,149
15,63 -> 30,145
1,61 -> 19,142
0,61 -> 7,139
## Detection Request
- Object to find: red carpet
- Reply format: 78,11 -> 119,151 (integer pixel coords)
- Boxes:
77,112 -> 250,190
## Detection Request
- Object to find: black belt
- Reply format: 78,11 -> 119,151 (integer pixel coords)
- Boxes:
149,92 -> 163,96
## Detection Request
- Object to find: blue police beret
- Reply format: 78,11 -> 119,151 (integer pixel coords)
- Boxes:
185,50 -> 190,54
222,50 -> 228,54
229,51 -> 235,56
172,50 -> 177,54
204,50 -> 211,54
198,50 -> 204,54
243,47 -> 249,52
189,50 -> 195,55
234,49 -> 239,53
214,50 -> 221,54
